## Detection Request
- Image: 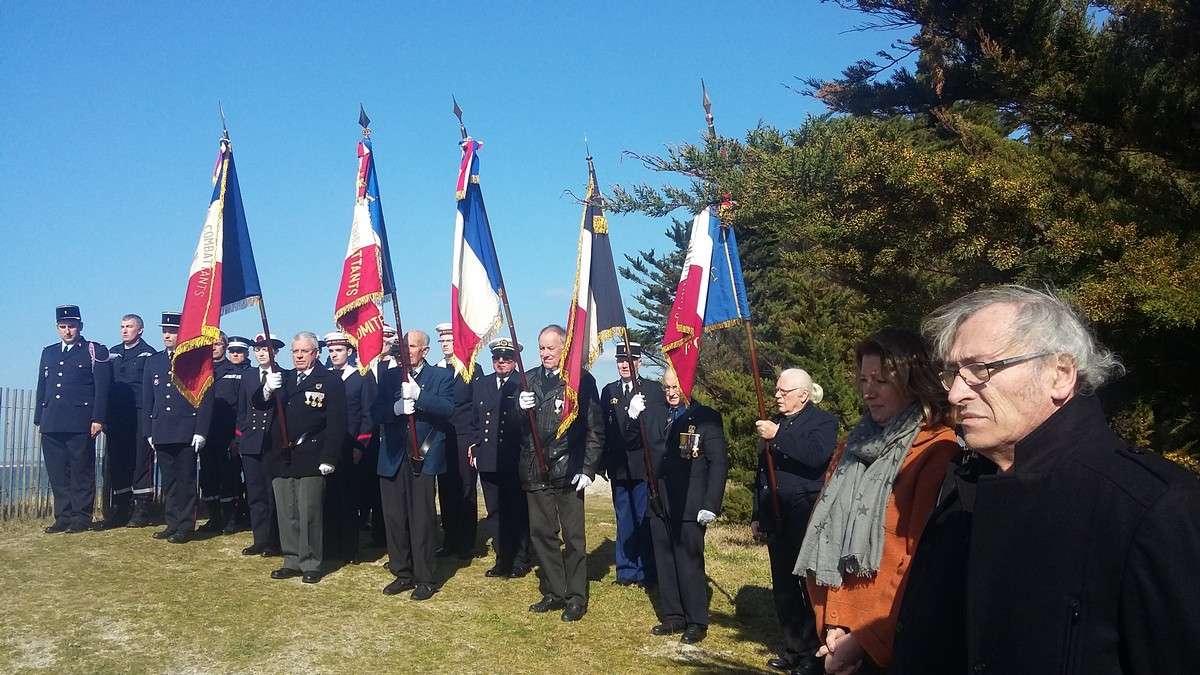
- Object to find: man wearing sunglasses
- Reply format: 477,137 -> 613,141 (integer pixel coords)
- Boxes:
891,285 -> 1200,674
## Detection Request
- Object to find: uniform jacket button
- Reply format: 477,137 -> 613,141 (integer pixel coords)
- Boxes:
55,394 -> 61,399
56,383 -> 61,388
165,406 -> 171,411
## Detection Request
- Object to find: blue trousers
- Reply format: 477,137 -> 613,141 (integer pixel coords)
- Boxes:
611,479 -> 655,583
41,432 -> 96,528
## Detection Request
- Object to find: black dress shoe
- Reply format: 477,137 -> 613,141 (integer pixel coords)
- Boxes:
302,572 -> 322,584
651,621 -> 686,636
167,532 -> 192,544
528,595 -> 565,613
612,577 -> 638,586
64,524 -> 90,534
560,601 -> 587,622
411,583 -> 436,601
152,528 -> 177,540
270,568 -> 302,580
241,544 -> 264,556
43,523 -> 68,534
768,657 -> 797,671
681,625 -> 708,644
485,566 -> 513,578
508,565 -> 533,579
383,578 -> 416,595
260,545 -> 282,557
788,655 -> 824,675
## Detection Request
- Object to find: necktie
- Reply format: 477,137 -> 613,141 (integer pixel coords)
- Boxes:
260,370 -> 267,386
498,376 -> 508,390
297,371 -> 307,386
623,383 -> 631,397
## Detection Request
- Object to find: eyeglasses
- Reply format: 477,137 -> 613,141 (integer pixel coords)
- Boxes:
775,386 -> 800,395
939,352 -> 1050,390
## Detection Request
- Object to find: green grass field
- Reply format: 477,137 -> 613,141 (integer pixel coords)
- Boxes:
0,504 -> 782,673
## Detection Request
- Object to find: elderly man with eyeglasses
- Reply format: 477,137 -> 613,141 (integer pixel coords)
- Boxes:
889,285 -> 1200,674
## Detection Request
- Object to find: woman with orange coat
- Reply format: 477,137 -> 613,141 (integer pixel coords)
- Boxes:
794,328 -> 960,674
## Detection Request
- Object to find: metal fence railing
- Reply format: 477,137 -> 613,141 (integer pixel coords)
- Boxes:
0,387 -> 163,523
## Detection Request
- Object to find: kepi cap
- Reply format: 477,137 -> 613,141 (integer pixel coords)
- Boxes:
160,312 -> 182,329
227,336 -> 251,352
56,305 -> 82,323
615,342 -> 642,359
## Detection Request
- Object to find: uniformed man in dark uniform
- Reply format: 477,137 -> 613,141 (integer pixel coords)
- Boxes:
102,313 -> 156,529
467,338 -> 532,578
34,305 -> 112,533
235,333 -> 284,556
222,336 -> 253,531
753,368 -> 838,675
199,332 -> 244,534
257,331 -> 347,584
142,311 -> 214,544
514,324 -> 604,622
323,330 -> 376,563
433,322 -> 482,559
645,368 -> 728,645
226,336 -> 251,367
600,342 -> 666,587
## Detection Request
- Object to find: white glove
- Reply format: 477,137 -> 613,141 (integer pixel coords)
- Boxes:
318,463 -> 335,475
401,377 -> 421,401
191,434 -> 206,451
394,398 -> 416,416
518,391 -> 536,410
627,393 -> 646,420
146,436 -> 155,450
264,371 -> 283,395
697,509 -> 717,526
571,473 -> 592,493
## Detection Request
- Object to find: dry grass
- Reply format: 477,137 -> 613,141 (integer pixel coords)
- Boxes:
0,505 -> 782,674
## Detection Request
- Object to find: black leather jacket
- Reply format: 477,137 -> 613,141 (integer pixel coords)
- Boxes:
514,366 -> 604,490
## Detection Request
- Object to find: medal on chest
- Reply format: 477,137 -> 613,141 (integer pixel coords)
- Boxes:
680,424 -> 702,459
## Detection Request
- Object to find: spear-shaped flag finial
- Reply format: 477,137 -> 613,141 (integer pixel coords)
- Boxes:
452,95 -> 468,140
701,79 -> 716,138
218,101 -> 230,142
358,104 -> 371,136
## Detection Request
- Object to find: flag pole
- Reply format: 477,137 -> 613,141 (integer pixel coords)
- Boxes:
621,332 -> 664,515
219,106 -> 291,448
359,109 -> 423,467
453,97 -> 548,475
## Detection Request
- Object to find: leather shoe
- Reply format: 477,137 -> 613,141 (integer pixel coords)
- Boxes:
302,572 -> 322,584
651,621 -> 686,636
270,568 -> 302,580
485,566 -> 512,578
167,532 -> 192,544
43,523 -> 67,534
508,565 -> 533,579
768,657 -> 798,671
681,625 -> 707,644
241,544 -> 264,556
613,577 -> 638,586
151,528 -> 176,540
561,601 -> 586,622
528,595 -> 565,613
260,545 -> 282,557
383,578 -> 416,595
64,524 -> 89,534
411,583 -> 436,601
788,655 -> 824,675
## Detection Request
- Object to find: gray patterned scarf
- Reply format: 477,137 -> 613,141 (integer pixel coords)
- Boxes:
793,402 -> 923,587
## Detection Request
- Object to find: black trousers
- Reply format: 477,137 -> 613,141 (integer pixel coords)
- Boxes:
200,440 -> 241,502
527,486 -> 588,604
437,438 -> 478,554
322,456 -> 360,561
380,469 -> 437,585
105,410 -> 138,498
768,492 -> 822,659
241,452 -> 278,547
155,443 -> 197,534
130,419 -> 155,500
649,514 -> 709,626
41,432 -> 96,528
479,470 -> 531,570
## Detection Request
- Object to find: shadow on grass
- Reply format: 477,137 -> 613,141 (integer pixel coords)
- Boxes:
707,580 -> 781,658
586,537 -> 616,581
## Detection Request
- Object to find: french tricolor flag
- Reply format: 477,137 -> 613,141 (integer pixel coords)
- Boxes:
334,138 -> 388,374
662,203 -> 750,401
173,136 -> 263,407
450,138 -> 503,380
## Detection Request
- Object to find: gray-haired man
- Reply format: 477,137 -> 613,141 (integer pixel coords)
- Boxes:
890,285 -> 1200,674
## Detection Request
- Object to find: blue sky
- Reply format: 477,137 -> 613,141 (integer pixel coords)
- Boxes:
0,2 -> 905,387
